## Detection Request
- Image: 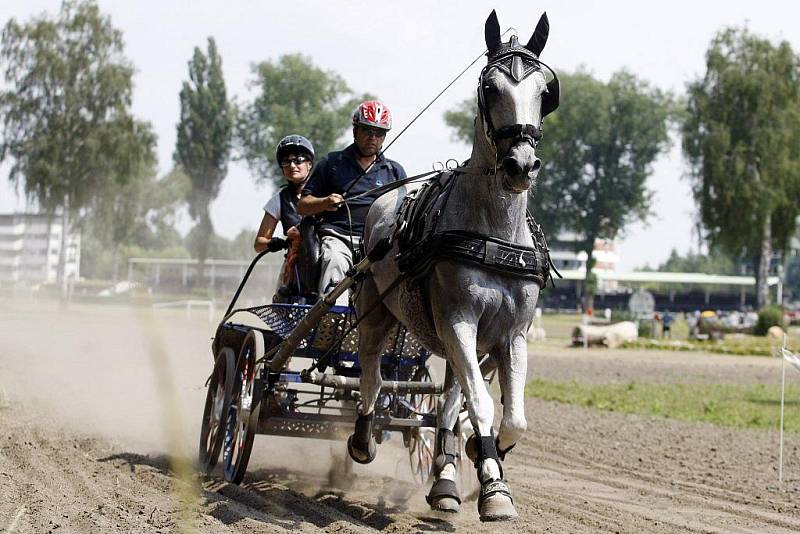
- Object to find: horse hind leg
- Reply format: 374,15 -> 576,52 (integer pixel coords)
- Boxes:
347,277 -> 396,464
426,363 -> 462,513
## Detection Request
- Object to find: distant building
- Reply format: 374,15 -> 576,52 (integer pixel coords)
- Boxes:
549,232 -> 620,290
0,213 -> 80,285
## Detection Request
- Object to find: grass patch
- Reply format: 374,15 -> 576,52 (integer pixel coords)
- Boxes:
525,378 -> 800,432
621,335 -> 792,357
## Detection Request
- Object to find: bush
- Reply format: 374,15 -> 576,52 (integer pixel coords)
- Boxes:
754,305 -> 785,336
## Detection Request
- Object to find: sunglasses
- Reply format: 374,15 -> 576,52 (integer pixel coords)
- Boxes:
360,127 -> 387,138
279,155 -> 311,167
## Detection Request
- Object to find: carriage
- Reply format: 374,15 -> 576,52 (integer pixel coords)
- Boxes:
198,244 -> 471,485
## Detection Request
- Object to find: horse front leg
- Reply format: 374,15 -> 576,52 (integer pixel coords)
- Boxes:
443,323 -> 517,521
495,333 -> 528,458
427,362 -> 463,512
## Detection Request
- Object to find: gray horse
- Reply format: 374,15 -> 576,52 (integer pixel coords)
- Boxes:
348,10 -> 557,521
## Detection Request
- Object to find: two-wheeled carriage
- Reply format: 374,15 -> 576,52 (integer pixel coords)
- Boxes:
198,242 -> 467,484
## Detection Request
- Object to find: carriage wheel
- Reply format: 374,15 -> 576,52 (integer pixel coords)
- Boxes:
407,365 -> 437,485
198,347 -> 236,473
223,330 -> 265,484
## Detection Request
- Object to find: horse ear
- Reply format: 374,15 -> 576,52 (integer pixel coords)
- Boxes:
526,12 -> 549,56
485,10 -> 501,54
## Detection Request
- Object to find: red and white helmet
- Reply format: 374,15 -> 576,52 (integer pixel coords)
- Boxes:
352,100 -> 392,131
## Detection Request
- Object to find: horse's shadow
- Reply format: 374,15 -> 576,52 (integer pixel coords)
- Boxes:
100,452 -> 456,533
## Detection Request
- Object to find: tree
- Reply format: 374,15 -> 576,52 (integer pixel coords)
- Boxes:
445,70 -> 673,308
86,167 -> 189,282
652,248 -> 738,274
236,53 -> 371,186
682,27 -> 800,308
174,37 -> 233,270
0,0 -> 155,291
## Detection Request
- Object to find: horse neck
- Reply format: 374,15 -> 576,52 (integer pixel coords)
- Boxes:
439,116 -> 530,243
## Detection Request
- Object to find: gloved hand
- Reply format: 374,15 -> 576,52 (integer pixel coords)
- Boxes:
266,237 -> 288,252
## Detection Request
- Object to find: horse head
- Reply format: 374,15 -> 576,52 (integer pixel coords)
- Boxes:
478,10 -> 560,193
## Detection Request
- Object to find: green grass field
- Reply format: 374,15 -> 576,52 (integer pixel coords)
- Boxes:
621,336 -> 794,356
526,378 -> 800,432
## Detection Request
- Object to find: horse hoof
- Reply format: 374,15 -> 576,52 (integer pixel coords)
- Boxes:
430,496 -> 460,513
347,434 -> 376,464
478,479 -> 517,522
426,477 -> 461,513
479,493 -> 518,522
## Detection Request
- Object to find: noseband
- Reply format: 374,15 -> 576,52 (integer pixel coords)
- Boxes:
477,37 -> 560,155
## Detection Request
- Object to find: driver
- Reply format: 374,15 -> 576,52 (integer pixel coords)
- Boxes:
298,101 -> 406,303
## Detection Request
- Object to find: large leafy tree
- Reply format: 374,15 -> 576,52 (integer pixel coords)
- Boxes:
0,0 -> 155,289
682,27 -> 800,308
236,53 -> 370,186
174,37 -> 233,267
445,69 -> 673,308
87,167 -> 189,282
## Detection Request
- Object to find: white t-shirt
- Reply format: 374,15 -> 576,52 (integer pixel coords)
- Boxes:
263,192 -> 281,220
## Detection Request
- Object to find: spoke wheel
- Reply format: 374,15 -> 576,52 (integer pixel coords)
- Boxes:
198,347 -> 236,473
223,330 -> 265,484
407,365 -> 436,485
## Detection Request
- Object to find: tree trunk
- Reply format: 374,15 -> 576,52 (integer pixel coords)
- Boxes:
582,241 -> 597,312
196,209 -> 213,289
756,210 -> 772,308
111,243 -> 120,286
57,194 -> 70,302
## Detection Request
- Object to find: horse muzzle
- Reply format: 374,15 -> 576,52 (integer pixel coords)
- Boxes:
501,146 -> 541,193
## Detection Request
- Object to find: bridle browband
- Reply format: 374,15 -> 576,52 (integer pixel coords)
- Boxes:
477,36 -> 560,155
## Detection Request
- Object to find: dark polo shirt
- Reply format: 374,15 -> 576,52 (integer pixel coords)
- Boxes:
302,143 -> 406,236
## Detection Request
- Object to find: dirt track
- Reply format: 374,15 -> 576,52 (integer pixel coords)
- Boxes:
2,301 -> 800,533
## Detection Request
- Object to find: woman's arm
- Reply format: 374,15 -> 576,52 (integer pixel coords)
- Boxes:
254,212 -> 279,253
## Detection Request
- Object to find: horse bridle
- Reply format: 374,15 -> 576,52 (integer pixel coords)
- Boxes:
477,38 -> 560,155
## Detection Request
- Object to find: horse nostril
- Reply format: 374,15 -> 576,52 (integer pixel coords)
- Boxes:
502,157 -> 523,176
531,159 -> 542,172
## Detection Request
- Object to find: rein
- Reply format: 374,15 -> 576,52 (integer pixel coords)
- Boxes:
342,164 -> 495,205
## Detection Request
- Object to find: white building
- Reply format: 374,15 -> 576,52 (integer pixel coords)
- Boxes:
549,232 -> 620,273
548,232 -> 620,292
0,213 -> 80,285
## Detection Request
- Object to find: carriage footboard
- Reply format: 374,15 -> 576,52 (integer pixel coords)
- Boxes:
256,411 -> 436,440
303,370 -> 443,394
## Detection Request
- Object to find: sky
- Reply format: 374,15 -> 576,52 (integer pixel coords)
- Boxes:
1,0 -> 798,271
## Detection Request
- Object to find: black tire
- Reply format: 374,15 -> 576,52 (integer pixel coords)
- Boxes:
223,330 -> 265,484
407,365 -> 437,485
198,347 -> 236,473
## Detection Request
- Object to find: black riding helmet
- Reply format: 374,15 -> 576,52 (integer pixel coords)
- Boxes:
276,134 -> 315,163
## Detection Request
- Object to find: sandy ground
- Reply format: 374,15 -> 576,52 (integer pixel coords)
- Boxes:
1,300 -> 800,533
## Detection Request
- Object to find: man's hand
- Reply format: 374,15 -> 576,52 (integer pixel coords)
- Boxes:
324,193 -> 344,211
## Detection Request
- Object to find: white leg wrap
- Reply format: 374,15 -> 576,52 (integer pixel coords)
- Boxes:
439,462 -> 457,481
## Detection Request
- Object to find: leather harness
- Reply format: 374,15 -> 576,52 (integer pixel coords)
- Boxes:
392,170 -> 557,289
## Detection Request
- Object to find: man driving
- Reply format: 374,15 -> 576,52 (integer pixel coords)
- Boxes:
298,100 -> 406,303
